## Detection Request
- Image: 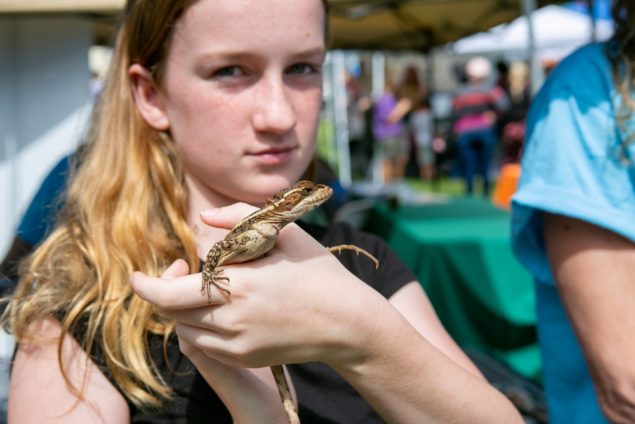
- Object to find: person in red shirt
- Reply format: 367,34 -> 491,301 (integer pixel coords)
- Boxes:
451,57 -> 510,195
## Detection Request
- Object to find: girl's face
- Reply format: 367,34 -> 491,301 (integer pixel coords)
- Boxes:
144,0 -> 326,206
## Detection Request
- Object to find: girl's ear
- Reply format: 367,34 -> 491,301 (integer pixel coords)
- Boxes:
128,64 -> 170,130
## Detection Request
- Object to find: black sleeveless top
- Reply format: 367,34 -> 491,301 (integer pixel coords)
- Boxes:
114,222 -> 416,423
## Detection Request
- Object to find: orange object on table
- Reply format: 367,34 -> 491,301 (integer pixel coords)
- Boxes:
492,163 -> 521,210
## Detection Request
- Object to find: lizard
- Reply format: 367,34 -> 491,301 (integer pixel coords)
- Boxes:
201,180 -> 378,424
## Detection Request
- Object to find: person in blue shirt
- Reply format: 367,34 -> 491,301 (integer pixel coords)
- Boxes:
0,154 -> 74,297
511,1 -> 635,422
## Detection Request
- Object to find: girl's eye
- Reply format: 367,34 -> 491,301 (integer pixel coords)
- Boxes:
287,63 -> 318,75
213,66 -> 244,78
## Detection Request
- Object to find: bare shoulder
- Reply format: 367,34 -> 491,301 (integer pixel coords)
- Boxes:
9,316 -> 129,423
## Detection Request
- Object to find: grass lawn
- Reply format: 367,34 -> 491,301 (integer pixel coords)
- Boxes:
407,176 -> 496,198
407,177 -> 465,196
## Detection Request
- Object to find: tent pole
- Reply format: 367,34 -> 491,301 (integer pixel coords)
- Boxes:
371,52 -> 385,101
370,52 -> 385,184
521,0 -> 544,96
330,51 -> 352,187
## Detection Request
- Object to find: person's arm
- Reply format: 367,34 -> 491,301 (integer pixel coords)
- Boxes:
544,213 -> 635,423
332,283 -> 521,423
131,203 -> 522,423
179,340 -> 294,424
389,281 -> 483,378
386,97 -> 412,124
9,317 -> 130,423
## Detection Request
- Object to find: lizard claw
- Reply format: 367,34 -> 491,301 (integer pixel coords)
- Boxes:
202,269 -> 231,303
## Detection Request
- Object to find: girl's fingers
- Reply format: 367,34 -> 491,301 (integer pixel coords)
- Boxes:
176,321 -> 230,356
160,303 -> 228,333
200,203 -> 259,229
175,321 -> 260,368
130,270 -> 227,310
161,258 -> 190,278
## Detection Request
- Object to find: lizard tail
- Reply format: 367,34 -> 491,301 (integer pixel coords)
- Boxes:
271,365 -> 300,424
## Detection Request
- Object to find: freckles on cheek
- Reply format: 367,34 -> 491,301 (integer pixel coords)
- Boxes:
178,127 -> 227,160
170,102 -> 227,151
303,99 -> 323,136
176,138 -> 229,181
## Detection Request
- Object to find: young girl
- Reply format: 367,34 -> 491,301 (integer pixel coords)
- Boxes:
5,1 -> 521,422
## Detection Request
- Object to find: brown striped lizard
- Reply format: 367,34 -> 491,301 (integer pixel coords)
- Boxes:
202,180 -> 378,424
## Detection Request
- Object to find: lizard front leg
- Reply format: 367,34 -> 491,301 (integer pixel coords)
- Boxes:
202,242 -> 233,302
201,231 -> 272,302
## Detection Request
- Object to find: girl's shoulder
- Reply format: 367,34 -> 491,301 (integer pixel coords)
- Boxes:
301,221 -> 417,299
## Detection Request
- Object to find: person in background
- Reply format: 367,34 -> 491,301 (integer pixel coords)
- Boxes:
371,73 -> 411,183
495,60 -> 510,96
451,56 -> 509,196
0,154 -> 75,298
511,1 -> 635,422
398,65 -> 426,109
89,71 -> 105,101
411,95 -> 436,181
491,62 -> 530,209
498,61 -> 530,166
345,64 -> 373,179
397,64 -> 428,179
2,0 -> 522,423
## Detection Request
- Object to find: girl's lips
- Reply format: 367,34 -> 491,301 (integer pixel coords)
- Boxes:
249,147 -> 295,165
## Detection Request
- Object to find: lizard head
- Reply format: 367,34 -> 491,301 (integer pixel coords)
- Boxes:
267,180 -> 333,222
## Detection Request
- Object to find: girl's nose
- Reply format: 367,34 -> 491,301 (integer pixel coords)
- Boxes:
251,76 -> 297,135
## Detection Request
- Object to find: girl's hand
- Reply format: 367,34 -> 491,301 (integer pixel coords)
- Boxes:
139,258 -> 292,424
132,204 -> 524,423
131,203 -> 385,369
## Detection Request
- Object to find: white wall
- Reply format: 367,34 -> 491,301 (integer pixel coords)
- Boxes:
0,15 -> 93,257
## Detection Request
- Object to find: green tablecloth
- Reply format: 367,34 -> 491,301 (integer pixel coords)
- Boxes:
368,196 -> 540,380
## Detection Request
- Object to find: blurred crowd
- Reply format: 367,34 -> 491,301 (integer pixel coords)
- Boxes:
344,54 -> 531,203
3,0 -> 632,422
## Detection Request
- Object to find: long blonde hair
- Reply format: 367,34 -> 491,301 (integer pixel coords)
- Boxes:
4,0 -> 199,408
4,0 -> 331,410
608,0 -> 635,159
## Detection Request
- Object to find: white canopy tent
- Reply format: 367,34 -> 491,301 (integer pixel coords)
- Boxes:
450,4 -> 613,62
